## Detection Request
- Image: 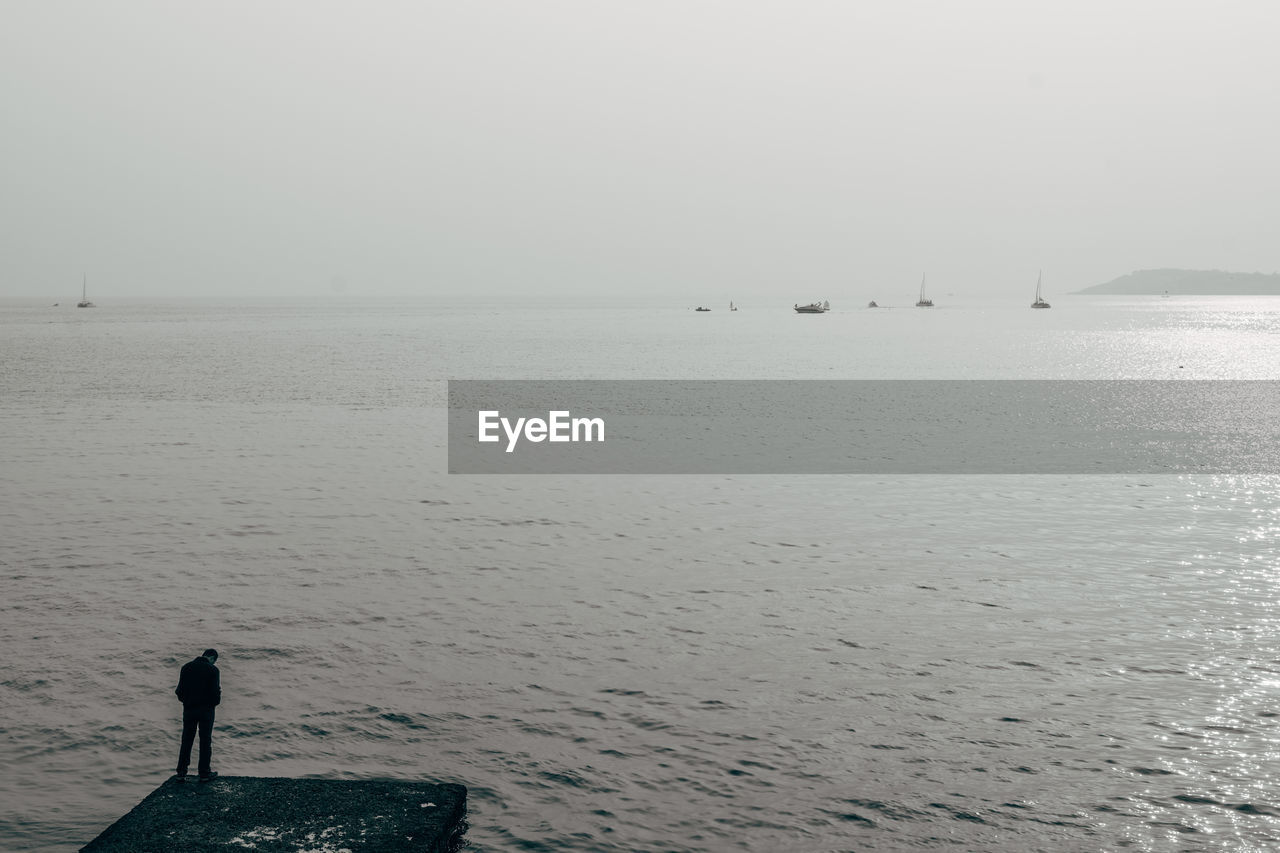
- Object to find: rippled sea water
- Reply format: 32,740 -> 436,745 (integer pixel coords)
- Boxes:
2,296 -> 1279,851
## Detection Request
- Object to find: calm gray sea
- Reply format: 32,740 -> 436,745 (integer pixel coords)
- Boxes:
3,296 -> 1280,851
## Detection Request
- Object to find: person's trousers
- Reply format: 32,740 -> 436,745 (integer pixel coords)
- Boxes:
176,705 -> 215,776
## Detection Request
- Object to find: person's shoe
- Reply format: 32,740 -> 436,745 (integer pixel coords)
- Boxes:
197,771 -> 218,783
174,773 -> 187,783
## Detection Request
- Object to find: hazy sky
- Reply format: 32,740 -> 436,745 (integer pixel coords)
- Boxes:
4,1 -> 1279,300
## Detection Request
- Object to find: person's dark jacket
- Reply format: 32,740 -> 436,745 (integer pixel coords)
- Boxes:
175,656 -> 221,708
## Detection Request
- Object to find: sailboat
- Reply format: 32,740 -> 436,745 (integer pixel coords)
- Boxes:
915,274 -> 933,307
76,274 -> 95,308
730,301 -> 738,311
1031,271 -> 1050,309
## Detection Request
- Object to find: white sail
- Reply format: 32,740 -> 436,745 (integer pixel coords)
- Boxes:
916,274 -> 933,307
77,273 -> 95,308
1032,270 -> 1051,308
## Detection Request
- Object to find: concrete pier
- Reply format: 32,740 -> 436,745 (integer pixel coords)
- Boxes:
81,776 -> 466,852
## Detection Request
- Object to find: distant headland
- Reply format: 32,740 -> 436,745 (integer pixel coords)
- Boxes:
1077,269 -> 1280,295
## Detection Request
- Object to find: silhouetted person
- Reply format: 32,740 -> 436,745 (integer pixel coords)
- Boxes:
174,648 -> 221,782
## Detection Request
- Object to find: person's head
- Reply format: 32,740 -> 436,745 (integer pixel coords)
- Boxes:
202,649 -> 218,663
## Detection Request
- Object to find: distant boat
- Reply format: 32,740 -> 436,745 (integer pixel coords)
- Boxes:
794,300 -> 829,313
915,274 -> 933,307
76,274 -> 95,308
694,306 -> 711,312
867,300 -> 878,308
730,301 -> 738,311
1031,270 -> 1051,309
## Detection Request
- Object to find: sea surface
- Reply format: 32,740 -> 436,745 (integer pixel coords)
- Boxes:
2,295 -> 1280,852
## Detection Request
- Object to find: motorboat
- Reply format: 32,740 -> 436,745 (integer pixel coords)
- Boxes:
794,301 -> 829,313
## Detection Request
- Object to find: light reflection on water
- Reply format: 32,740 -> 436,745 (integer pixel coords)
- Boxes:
1101,478 -> 1280,849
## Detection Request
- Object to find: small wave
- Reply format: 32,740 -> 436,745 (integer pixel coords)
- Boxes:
1148,820 -> 1202,834
234,646 -> 300,659
831,810 -> 876,826
840,798 -> 931,822
377,712 -> 432,730
537,769 -> 593,790
1233,803 -> 1280,816
929,802 -> 989,824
